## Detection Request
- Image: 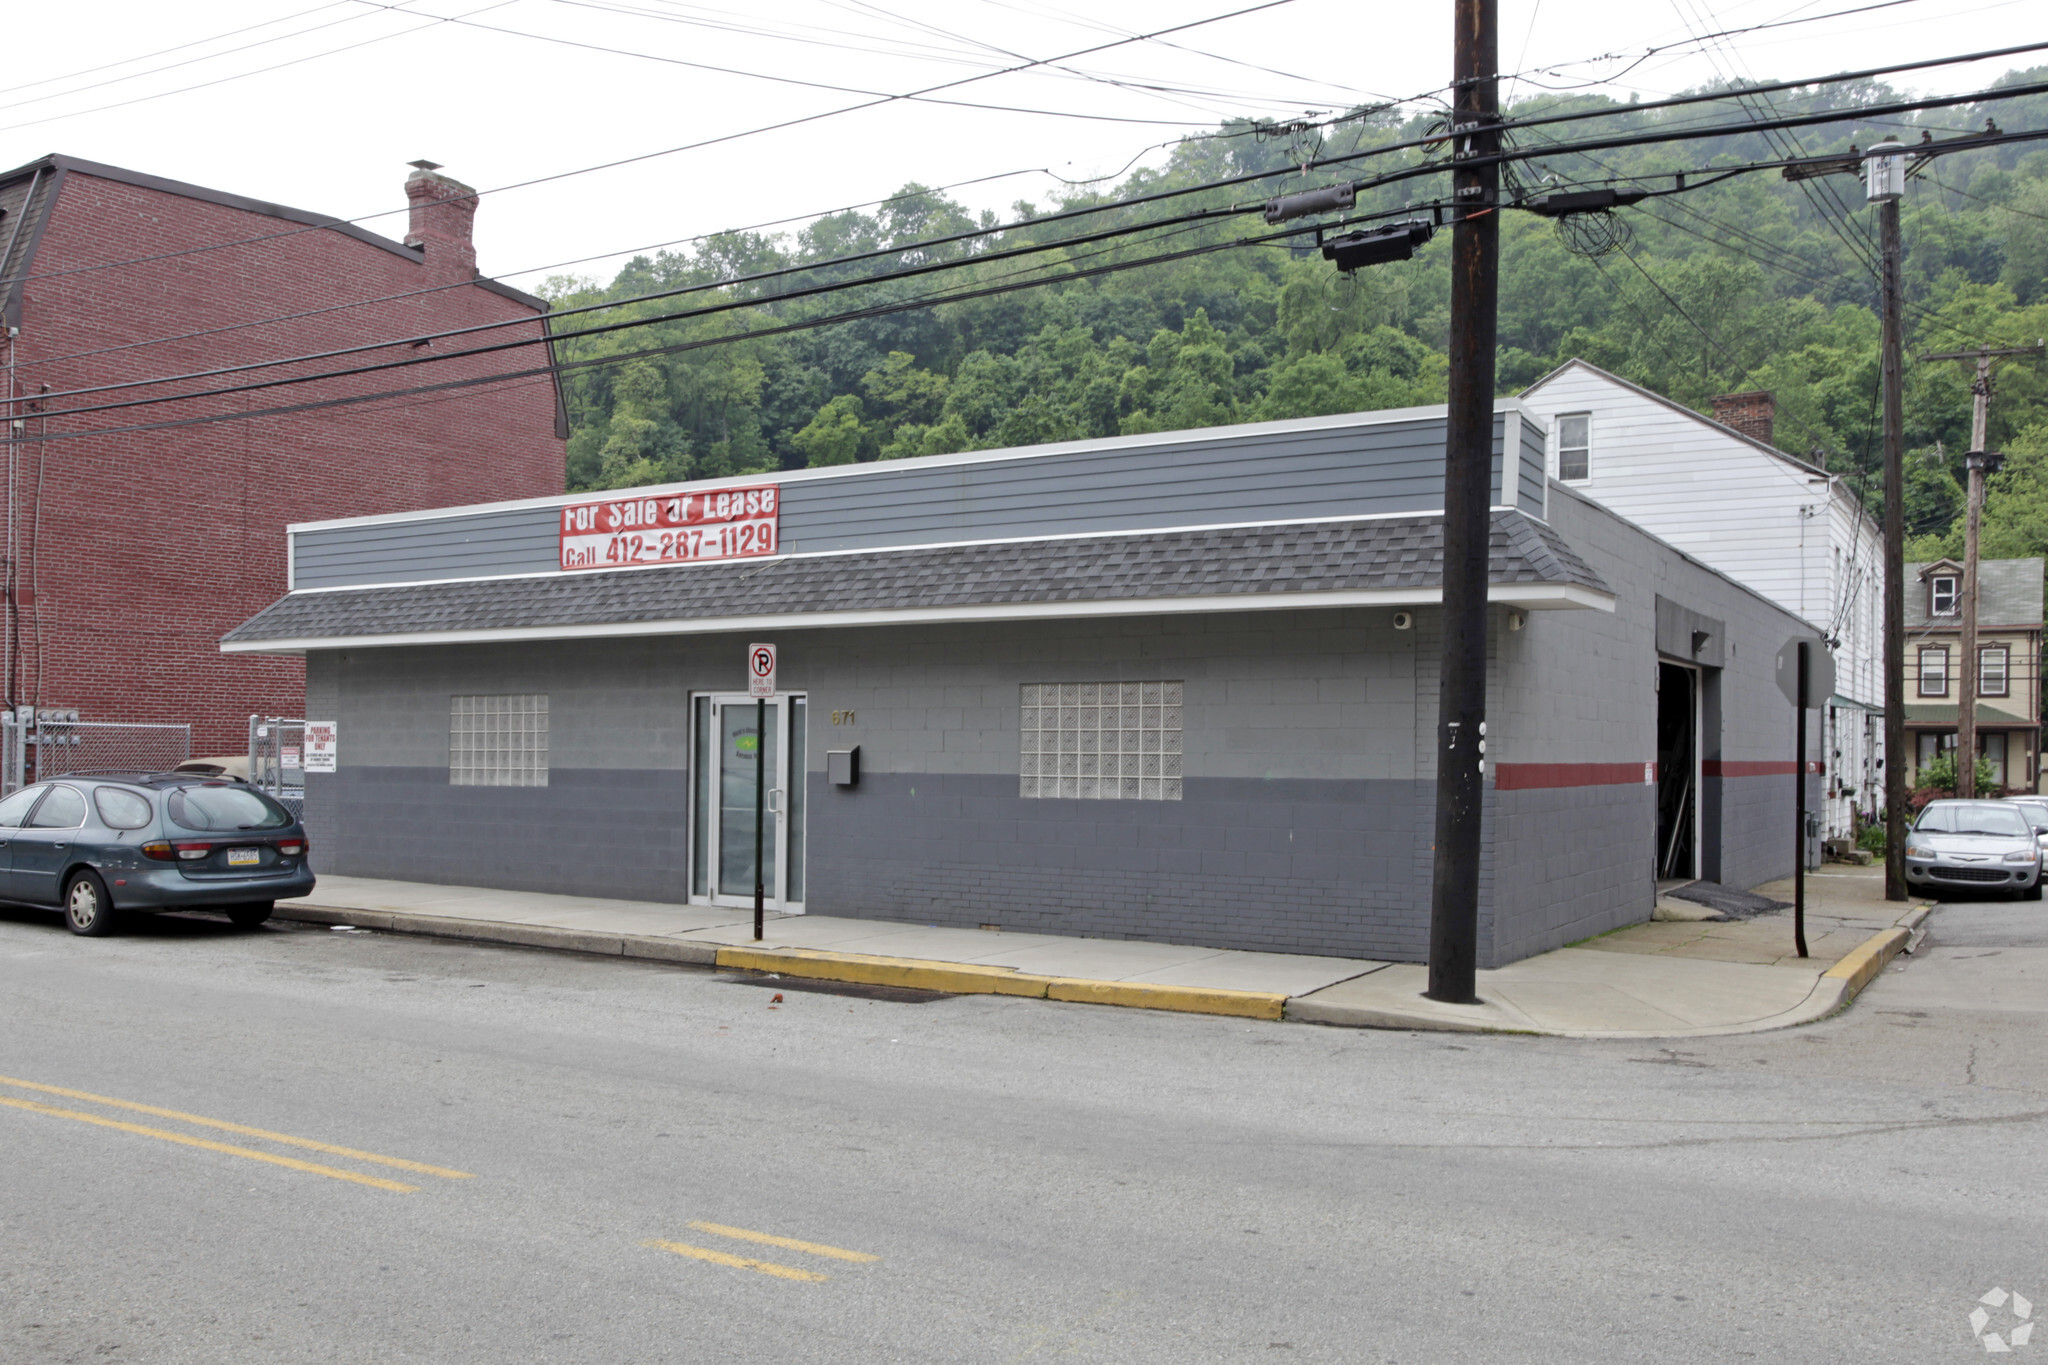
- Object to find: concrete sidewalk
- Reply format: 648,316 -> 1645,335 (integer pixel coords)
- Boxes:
1291,867 -> 1926,1036
275,867 -> 1925,1037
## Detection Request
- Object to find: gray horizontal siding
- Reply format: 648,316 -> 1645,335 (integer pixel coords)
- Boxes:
296,507 -> 562,588
294,411 -> 1529,590
1518,417 -> 1547,517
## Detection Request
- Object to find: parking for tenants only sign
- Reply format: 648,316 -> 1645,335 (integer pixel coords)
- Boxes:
558,485 -> 779,572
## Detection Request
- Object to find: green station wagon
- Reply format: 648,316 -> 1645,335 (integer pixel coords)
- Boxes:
0,771 -> 315,935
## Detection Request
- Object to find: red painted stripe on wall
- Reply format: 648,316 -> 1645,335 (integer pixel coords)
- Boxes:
1494,762 -> 1654,791
1705,760 -> 1822,777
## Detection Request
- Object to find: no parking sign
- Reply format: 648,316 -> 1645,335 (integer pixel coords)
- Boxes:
748,643 -> 777,698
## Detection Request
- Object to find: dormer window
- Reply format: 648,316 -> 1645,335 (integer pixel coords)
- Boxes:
1931,575 -> 1958,616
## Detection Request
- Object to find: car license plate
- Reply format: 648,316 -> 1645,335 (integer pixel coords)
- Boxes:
226,848 -> 260,867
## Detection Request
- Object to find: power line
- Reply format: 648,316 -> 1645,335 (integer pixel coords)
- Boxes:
23,39 -> 2033,373
1501,0 -> 1941,93
24,199 -> 1256,411
23,92 -> 2048,424
0,212 -> 1353,448
7,166 -> 1069,373
1926,168 -> 2048,222
1542,138 -> 2013,350
35,85 -> 2048,415
0,0 -> 358,100
818,0 -> 1315,115
961,0 -> 1391,102
0,0 -> 521,134
13,30 -> 2042,298
343,0 -> 1297,128
0,0 -> 1305,291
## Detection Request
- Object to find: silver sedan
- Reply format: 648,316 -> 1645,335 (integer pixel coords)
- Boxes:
1906,799 -> 2043,900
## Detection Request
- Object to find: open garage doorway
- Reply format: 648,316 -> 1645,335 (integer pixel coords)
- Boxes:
1657,661 -> 1701,881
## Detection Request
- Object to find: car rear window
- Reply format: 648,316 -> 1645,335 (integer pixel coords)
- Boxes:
29,786 -> 87,829
167,784 -> 291,832
93,787 -> 154,830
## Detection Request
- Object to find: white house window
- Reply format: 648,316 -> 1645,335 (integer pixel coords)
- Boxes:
1931,576 -> 1958,616
1020,681 -> 1182,800
1982,733 -> 2009,788
1917,647 -> 1949,698
451,694 -> 549,786
1980,645 -> 2010,697
1556,413 -> 1591,481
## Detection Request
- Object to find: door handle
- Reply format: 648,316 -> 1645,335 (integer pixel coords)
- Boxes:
767,788 -> 784,814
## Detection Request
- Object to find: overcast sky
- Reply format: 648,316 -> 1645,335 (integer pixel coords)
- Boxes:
3,0 -> 2035,291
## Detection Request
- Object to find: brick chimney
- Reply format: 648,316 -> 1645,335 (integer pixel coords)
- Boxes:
1711,389 -> 1776,447
403,160 -> 478,285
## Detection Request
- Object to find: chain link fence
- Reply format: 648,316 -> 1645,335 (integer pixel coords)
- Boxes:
247,715 -> 307,820
0,712 -> 192,795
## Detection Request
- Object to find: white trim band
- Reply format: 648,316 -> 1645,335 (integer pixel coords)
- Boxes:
220,582 -> 1614,654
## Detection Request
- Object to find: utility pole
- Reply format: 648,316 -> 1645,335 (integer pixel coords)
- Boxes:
1869,139 -> 1909,901
1425,0 -> 1498,1005
1921,342 -> 2045,797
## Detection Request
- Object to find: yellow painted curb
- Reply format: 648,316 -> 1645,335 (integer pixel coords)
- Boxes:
714,946 -> 1047,997
713,946 -> 1287,1019
1821,926 -> 1911,999
1045,978 -> 1286,1020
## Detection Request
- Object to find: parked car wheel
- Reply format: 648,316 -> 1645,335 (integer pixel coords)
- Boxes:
64,871 -> 118,937
2025,882 -> 2043,902
226,902 -> 274,929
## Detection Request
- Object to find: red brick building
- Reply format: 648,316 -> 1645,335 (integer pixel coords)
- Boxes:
0,155 -> 565,752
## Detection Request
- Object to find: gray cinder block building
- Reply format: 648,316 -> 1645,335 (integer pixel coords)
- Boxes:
224,402 -> 1817,967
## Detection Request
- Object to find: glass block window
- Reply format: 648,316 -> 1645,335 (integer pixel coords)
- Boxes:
450,694 -> 549,786
1019,681 -> 1182,800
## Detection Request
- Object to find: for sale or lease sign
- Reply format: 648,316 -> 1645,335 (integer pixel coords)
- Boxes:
303,721 -> 338,773
559,485 -> 779,572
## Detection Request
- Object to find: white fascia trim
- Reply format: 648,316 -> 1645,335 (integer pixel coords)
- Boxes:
284,400 -> 1544,536
220,581 -> 1614,655
281,505 -> 1538,597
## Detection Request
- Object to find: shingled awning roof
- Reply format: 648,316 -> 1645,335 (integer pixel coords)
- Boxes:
224,511 -> 1612,652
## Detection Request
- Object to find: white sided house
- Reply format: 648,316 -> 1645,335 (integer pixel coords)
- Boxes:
1521,360 -> 1884,845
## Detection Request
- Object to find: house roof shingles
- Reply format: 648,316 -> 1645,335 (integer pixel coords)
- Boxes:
226,511 -> 1610,646
1905,557 -> 2045,629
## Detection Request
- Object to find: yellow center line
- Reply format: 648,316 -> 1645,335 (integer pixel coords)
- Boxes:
0,1095 -> 420,1192
686,1220 -> 880,1263
642,1239 -> 829,1281
0,1073 -> 472,1180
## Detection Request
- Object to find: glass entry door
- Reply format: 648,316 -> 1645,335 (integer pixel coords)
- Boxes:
692,694 -> 806,912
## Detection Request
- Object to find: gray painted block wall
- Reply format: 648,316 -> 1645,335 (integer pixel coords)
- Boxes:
301,611 -> 1446,958
295,480 -> 1816,964
292,411 -> 1546,589
1480,485 -> 1820,963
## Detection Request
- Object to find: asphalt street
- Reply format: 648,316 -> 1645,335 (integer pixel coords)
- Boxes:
1,893 -> 2042,1365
